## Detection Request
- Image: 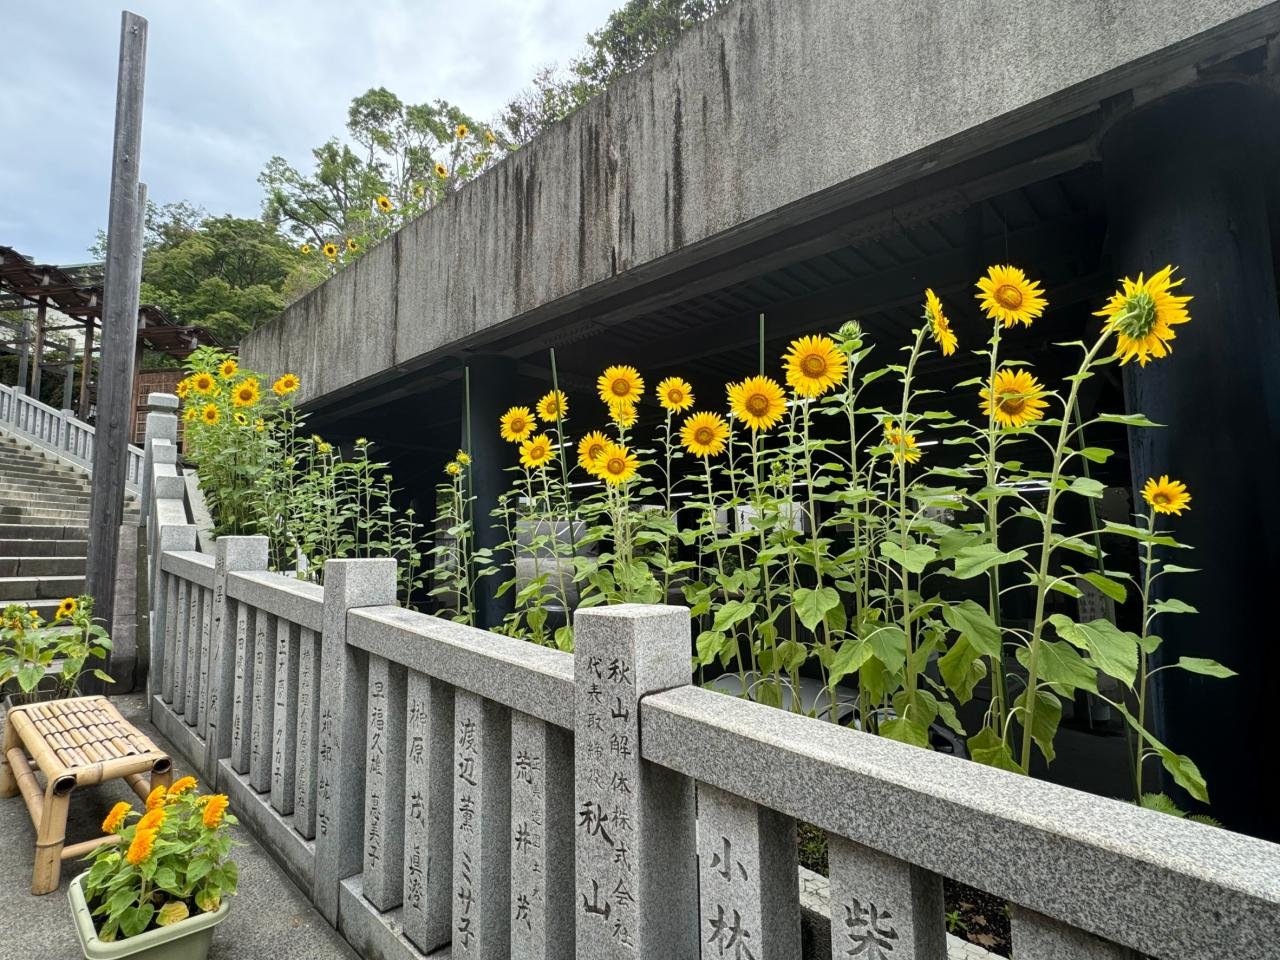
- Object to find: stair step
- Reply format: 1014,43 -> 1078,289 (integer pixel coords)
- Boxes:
7,598 -> 63,619
0,524 -> 89,540
0,491 -> 91,507
0,539 -> 88,557
0,556 -> 85,577
0,574 -> 86,601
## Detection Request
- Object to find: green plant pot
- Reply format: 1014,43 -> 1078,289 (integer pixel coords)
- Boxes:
68,872 -> 230,960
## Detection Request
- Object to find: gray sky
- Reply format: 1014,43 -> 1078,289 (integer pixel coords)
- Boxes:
0,1 -> 617,264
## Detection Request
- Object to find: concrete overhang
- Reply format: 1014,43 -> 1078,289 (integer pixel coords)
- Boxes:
242,0 -> 1280,412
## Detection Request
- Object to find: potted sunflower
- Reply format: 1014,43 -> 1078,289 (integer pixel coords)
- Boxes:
69,777 -> 237,958
0,596 -> 113,710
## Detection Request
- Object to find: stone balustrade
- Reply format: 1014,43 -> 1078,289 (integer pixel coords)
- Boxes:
138,394 -> 1280,960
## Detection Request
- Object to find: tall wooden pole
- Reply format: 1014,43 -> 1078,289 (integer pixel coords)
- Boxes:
78,317 -> 94,417
15,317 -> 29,391
86,10 -> 147,646
62,354 -> 75,410
30,296 -> 47,400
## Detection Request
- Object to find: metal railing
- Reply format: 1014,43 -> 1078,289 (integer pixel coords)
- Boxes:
138,393 -> 1280,960
0,383 -> 143,493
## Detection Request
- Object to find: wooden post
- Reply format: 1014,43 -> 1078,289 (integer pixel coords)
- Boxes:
85,10 -> 148,642
78,317 -> 94,418
15,317 -> 29,393
30,295 -> 47,400
62,353 -> 75,411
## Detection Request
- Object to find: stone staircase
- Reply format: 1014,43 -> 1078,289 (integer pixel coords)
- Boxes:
0,432 -> 138,620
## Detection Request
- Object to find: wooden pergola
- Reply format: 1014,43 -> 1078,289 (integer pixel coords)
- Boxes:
0,243 -> 221,417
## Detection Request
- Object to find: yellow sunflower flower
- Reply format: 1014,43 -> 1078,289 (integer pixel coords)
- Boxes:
434,162 -> 448,179
272,373 -> 300,396
1142,475 -> 1191,516
201,404 -> 220,426
101,801 -> 131,834
300,243 -> 313,255
456,450 -> 471,465
174,378 -> 190,399
537,390 -> 569,422
783,335 -> 847,397
519,433 -> 554,469
167,775 -> 198,797
727,375 -> 786,432
322,242 -> 339,260
680,411 -> 729,458
126,826 -> 158,865
202,794 -> 230,829
484,129 -> 496,145
192,372 -> 217,395
976,265 -> 1048,328
138,807 -> 166,832
1094,265 -> 1191,367
183,406 -> 198,422
597,365 -> 644,407
233,412 -> 248,426
254,418 -> 266,433
232,378 -> 260,408
499,406 -> 536,443
376,195 -> 393,212
218,358 -> 238,379
980,368 -> 1049,429
54,597 -> 77,621
924,289 -> 957,356
578,431 -> 610,475
346,238 -> 358,253
610,400 -> 638,429
455,122 -> 469,139
145,785 -> 167,811
657,376 -> 694,413
598,441 -> 639,486
883,421 -> 921,464
445,461 -> 462,476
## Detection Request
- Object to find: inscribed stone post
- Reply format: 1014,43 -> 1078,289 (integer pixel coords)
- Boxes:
230,603 -> 255,773
312,558 -> 397,924
698,783 -> 801,960
271,616 -> 301,815
827,834 -> 945,960
510,710 -> 573,960
250,611 -> 277,792
293,627 -> 321,838
572,604 -> 698,960
402,672 -> 453,953
451,689 -> 511,958
207,536 -> 268,780
363,654 -> 407,910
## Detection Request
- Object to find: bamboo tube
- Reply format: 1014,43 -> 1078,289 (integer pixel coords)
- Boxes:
32,776 -> 73,895
5,747 -> 44,828
61,834 -> 119,861
125,770 -> 151,800
5,709 -> 68,779
0,715 -> 20,798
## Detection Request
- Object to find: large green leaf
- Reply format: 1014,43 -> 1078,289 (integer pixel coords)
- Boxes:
1158,748 -> 1209,804
879,715 -> 930,749
1017,640 -> 1098,694
1066,476 -> 1106,499
940,600 -> 1002,657
1152,598 -> 1197,615
792,587 -> 840,632
950,543 -> 1027,580
1014,687 -> 1063,764
967,727 -> 1022,773
712,599 -> 756,633
880,541 -> 937,575
1175,657 -> 1236,679
865,624 -> 908,675
937,637 -> 987,705
1048,614 -> 1138,687
1080,571 -> 1128,604
828,638 -> 873,687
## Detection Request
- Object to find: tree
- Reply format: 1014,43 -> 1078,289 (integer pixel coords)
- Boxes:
89,199 -> 208,260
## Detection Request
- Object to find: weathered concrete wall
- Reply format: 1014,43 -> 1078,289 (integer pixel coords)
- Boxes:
242,0 -> 1280,403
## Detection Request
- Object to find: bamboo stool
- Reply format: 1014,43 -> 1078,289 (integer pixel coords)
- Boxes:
0,696 -> 172,894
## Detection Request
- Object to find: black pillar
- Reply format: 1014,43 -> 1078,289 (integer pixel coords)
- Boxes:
1101,83 -> 1280,839
465,355 -> 520,629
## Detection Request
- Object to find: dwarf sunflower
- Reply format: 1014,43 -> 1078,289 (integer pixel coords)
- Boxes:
924,289 -> 957,356
578,431 -> 609,474
145,785 -> 167,811
175,378 -> 190,399
1142,475 -> 1191,515
883,421 -> 921,464
218,358 -> 238,379
434,162 -> 448,179
783,335 -> 847,397
192,372 -> 217,395
519,433 -> 554,469
168,775 -> 198,797
233,379 -> 260,407
272,372 -> 300,396
598,441 -> 638,485
680,411 -> 729,458
183,406 -> 198,422
300,243 -> 313,255
101,801 -> 131,834
455,122 -> 469,139
980,368 -> 1049,429
537,390 -> 568,422
201,404 -> 220,425
656,376 -> 694,413
346,238 -> 358,253
976,265 -> 1048,328
597,365 -> 644,407
728,375 -> 786,432
376,195 -> 393,212
202,794 -> 230,829
1094,266 -> 1191,367
456,450 -> 471,465
322,242 -> 338,260
126,826 -> 157,865
610,401 -> 638,429
54,596 -> 77,621
233,412 -> 248,426
445,461 -> 462,476
499,406 -> 536,443
484,129 -> 496,145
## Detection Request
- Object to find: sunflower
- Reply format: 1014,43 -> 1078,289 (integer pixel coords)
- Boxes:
783,335 -> 847,397
680,411 -> 729,458
346,238 -> 358,253
455,122 -> 469,139
201,404 -> 220,426
202,794 -> 230,829
174,378 -> 190,399
577,431 -> 610,474
192,372 -> 217,395
519,433 -> 554,469
54,597 -> 77,621
414,183 -> 426,199
456,450 -> 471,465
322,242 -> 339,260
101,801 -> 131,834
168,775 -> 198,797
924,289 -> 957,356
597,365 -> 644,407
537,390 -> 568,422
145,785 -> 167,811
316,441 -> 332,455
300,243 -> 313,255
499,406 -> 536,443
598,441 -> 639,486
434,162 -> 448,179
138,807 -> 166,832
445,461 -> 462,476
657,376 -> 694,412
980,368 -> 1049,429
484,129 -> 496,145
883,421 -> 921,464
976,265 -> 1048,328
218,358 -> 238,379
183,406 -> 198,422
254,418 -> 266,433
610,400 -> 638,429
727,375 -> 786,432
233,412 -> 248,426
126,826 -> 158,865
1142,475 -> 1191,516
272,373 -> 300,396
232,378 -> 260,407
1094,266 -> 1191,367
375,195 -> 393,212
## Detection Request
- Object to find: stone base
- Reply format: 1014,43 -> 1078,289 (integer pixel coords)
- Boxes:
149,694 -> 207,770
338,875 -> 449,959
217,759 -> 315,896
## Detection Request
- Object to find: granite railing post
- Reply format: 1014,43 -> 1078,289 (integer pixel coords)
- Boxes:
572,604 -> 698,959
141,392 -> 178,522
1011,907 -> 1137,960
144,437 -> 196,706
827,835 -> 946,959
204,535 -> 269,782
313,558 -> 397,924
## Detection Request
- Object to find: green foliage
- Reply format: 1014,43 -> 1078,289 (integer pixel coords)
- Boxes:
0,597 -> 112,703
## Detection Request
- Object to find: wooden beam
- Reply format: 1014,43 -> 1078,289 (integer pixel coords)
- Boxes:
86,10 -> 148,648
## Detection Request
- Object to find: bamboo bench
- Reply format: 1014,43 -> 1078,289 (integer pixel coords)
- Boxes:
0,695 -> 172,894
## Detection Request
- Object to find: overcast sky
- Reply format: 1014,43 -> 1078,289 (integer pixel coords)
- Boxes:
0,1 -> 617,264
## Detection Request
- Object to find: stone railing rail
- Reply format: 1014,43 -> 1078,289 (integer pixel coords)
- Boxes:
138,394 -> 1280,960
0,382 -> 143,493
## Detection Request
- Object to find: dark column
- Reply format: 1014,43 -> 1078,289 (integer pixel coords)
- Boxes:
15,317 -> 29,391
62,355 -> 74,410
30,296 -> 47,400
79,318 -> 94,418
464,355 -> 519,629
1101,83 -> 1280,839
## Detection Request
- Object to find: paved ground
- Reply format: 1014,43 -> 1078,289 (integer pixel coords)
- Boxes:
0,694 -> 357,960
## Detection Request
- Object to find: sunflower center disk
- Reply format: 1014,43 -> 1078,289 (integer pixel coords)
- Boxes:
746,395 -> 770,416
995,284 -> 1024,310
611,381 -> 630,397
801,355 -> 827,376
694,428 -> 714,445
607,458 -> 625,474
999,394 -> 1026,415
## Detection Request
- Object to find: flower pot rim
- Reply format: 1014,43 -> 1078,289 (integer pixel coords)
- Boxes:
67,870 -> 230,960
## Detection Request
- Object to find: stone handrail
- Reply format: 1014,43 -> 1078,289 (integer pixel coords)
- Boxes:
138,395 -> 1280,960
0,382 -> 143,493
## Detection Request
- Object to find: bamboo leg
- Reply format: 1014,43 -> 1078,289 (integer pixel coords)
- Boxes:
150,758 -> 173,793
0,714 -> 19,798
32,776 -> 73,895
